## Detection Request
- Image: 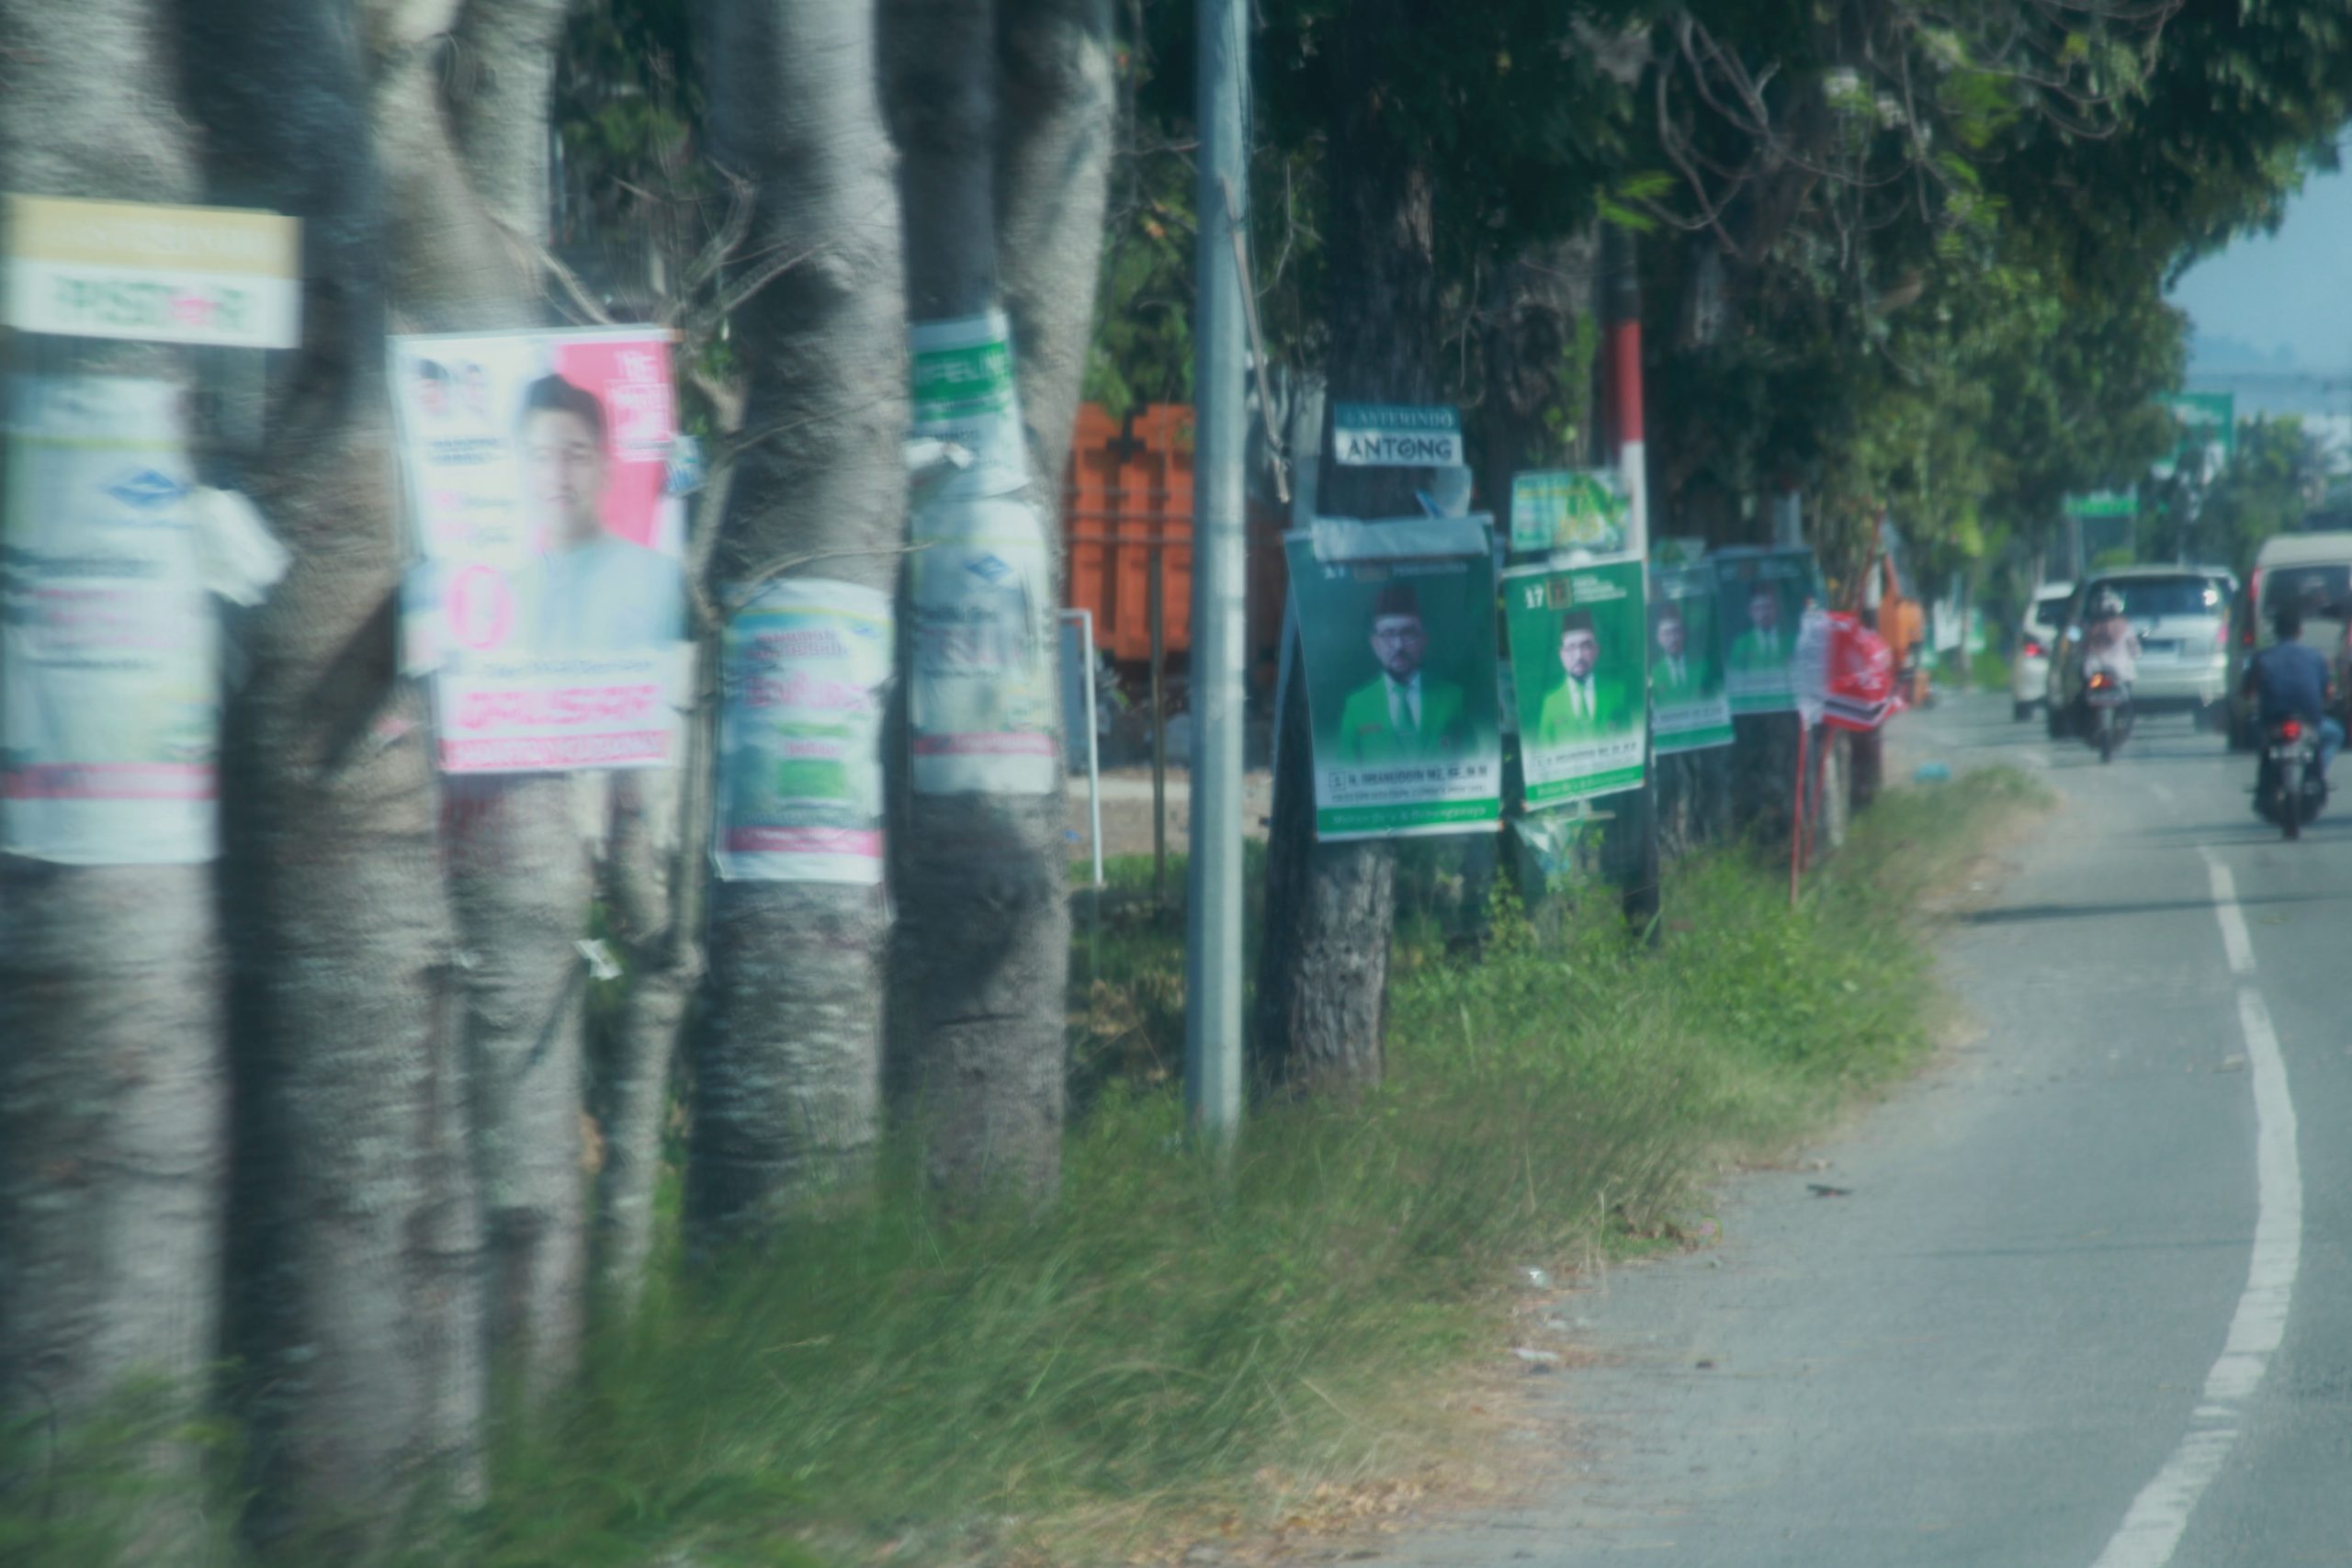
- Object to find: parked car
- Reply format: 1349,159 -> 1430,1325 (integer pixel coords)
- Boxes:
2223,532 -> 2352,750
2046,566 -> 2233,737
2010,581 -> 2073,722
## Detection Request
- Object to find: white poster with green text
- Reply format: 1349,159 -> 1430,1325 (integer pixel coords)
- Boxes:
2,375 -> 218,863
717,578 -> 894,884
910,310 -> 1028,499
909,493 -> 1059,795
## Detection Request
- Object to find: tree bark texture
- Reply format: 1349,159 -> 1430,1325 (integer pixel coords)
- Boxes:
1476,233 -> 1600,511
0,1 -> 227,1501
885,0 -> 1072,1202
1254,0 -> 1440,1098
373,0 -> 596,1403
688,0 -> 907,1234
594,755 -> 697,1299
995,0 -> 1115,496
188,0 -> 484,1540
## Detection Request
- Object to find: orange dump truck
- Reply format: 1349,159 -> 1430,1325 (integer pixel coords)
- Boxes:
1062,402 -> 1289,688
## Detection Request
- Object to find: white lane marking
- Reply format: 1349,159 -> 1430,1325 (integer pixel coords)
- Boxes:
2203,854 -> 2256,977
2149,781 -> 2177,806
2088,852 -> 2302,1568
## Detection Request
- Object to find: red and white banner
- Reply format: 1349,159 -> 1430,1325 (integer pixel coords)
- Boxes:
1798,609 -> 1904,733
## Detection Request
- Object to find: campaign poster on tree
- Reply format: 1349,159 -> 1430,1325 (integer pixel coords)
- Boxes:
1285,520 -> 1502,840
391,327 -> 690,773
1713,547 -> 1825,716
1504,557 -> 1647,805
715,579 -> 893,885
1649,560 -> 1733,753
1,375 -> 218,863
905,309 -> 1059,795
1509,469 -> 1630,557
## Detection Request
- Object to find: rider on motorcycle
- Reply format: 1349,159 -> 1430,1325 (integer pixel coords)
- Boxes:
2243,603 -> 2343,780
2081,589 -> 2140,684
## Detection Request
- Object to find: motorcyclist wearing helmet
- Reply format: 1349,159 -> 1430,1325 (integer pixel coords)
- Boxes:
2244,603 -> 2342,779
2081,589 -> 2140,684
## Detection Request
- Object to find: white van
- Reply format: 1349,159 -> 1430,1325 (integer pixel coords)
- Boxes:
2224,532 -> 2352,749
2010,581 -> 2073,722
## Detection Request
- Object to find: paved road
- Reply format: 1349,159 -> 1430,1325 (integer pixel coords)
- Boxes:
1385,694 -> 2352,1568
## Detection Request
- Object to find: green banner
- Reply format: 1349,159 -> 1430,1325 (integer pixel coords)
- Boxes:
1713,547 -> 1825,716
1649,561 -> 1733,753
2063,490 -> 2137,521
1504,557 -> 1647,806
1286,527 -> 1502,840
1510,468 -> 1631,557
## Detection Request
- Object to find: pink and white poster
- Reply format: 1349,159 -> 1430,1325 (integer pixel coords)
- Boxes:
390,327 -> 690,773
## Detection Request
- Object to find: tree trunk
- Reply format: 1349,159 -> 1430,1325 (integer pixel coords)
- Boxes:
685,0 -> 908,1235
372,0 -> 595,1406
187,0 -> 484,1540
1476,233 -> 1600,508
0,2 -> 226,1520
1253,0 -> 1440,1098
884,0 -> 1071,1202
996,0 -> 1115,495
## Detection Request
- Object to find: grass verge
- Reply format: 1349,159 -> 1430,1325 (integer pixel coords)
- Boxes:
10,769 -> 2045,1568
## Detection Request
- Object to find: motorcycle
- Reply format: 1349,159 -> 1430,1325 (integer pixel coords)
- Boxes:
2255,716 -> 2329,840
2083,670 -> 2133,763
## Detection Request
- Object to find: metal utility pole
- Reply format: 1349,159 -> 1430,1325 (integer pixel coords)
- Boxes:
1185,0 -> 1250,1141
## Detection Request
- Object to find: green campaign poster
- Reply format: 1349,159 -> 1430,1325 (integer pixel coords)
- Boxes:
1510,468 -> 1630,557
1504,557 -> 1647,806
1285,524 -> 1502,840
1650,560 -> 1732,754
1713,547 -> 1825,716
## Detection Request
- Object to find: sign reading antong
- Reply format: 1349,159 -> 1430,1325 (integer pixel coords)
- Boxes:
1332,402 -> 1464,468
5,193 -> 300,349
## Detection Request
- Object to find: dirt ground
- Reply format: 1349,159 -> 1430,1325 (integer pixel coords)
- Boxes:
1069,766 -> 1276,863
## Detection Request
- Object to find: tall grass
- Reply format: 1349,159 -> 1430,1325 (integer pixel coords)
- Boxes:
7,769 -> 2041,1568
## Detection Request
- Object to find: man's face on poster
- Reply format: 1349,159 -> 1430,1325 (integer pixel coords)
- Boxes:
461,364 -> 491,418
1656,612 -> 1686,659
1371,613 -> 1427,682
525,407 -> 608,548
415,369 -> 448,419
1559,626 -> 1599,681
1749,590 -> 1779,634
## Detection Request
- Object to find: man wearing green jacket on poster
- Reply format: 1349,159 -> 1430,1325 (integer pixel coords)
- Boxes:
1650,602 -> 1702,705
1536,610 -> 1634,747
1338,581 -> 1466,763
1728,584 -> 1789,674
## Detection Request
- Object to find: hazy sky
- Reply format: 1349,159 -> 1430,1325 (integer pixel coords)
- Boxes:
2169,158 -> 2352,373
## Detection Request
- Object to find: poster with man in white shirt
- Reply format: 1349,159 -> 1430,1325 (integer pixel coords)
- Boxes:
514,371 -> 686,656
391,327 -> 690,773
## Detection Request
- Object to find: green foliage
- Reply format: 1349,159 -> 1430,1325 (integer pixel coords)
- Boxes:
2143,415 -> 2324,575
